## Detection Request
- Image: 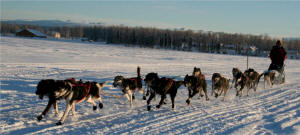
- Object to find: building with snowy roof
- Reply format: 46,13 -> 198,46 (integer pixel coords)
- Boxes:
16,29 -> 47,38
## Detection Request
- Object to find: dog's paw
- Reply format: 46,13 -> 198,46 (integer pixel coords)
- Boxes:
56,121 -> 63,126
93,106 -> 97,111
215,94 -> 219,98
37,115 -> 44,121
99,103 -> 103,109
143,96 -> 147,100
186,99 -> 190,105
200,94 -> 204,97
147,106 -> 151,111
156,105 -> 161,109
206,98 -> 209,101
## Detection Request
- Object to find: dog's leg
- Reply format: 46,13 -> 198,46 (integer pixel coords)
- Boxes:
143,86 -> 148,100
247,88 -> 250,96
129,93 -> 133,108
98,96 -> 103,109
200,89 -> 204,97
147,93 -> 155,111
170,93 -> 176,109
236,85 -> 244,97
124,94 -> 131,108
53,101 -> 59,116
253,81 -> 257,92
186,90 -> 198,105
230,78 -> 235,89
198,90 -> 204,99
156,94 -> 166,109
223,88 -> 228,101
219,88 -> 224,98
125,92 -> 133,108
56,100 -> 73,125
266,76 -> 271,88
240,85 -> 245,97
186,89 -> 192,105
37,99 -> 55,121
86,96 -> 97,110
203,84 -> 209,101
71,103 -> 76,116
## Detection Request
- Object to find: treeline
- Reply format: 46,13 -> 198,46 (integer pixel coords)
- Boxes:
1,23 -> 300,55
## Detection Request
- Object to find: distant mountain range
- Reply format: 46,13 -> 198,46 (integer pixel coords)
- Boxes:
0,20 -> 103,27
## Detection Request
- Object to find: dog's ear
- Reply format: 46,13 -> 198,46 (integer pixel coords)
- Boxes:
185,74 -> 188,77
100,81 -> 107,87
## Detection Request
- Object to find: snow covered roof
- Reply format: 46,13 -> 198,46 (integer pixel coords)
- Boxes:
26,29 -> 47,37
17,29 -> 47,37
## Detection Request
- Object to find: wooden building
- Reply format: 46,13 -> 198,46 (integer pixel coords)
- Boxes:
16,29 -> 47,38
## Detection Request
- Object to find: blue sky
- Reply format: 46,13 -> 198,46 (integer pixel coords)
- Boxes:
1,0 -> 300,38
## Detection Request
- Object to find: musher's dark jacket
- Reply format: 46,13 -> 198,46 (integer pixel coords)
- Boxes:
269,45 -> 287,67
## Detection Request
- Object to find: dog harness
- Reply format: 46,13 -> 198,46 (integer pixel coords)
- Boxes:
164,78 -> 174,92
122,78 -> 142,92
66,78 -> 92,103
74,83 -> 91,103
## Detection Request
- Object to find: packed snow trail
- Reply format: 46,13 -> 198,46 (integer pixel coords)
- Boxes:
1,37 -> 300,134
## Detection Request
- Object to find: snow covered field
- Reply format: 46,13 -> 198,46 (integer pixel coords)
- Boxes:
1,36 -> 300,135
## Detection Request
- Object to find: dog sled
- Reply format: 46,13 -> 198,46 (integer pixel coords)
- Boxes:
269,64 -> 285,84
261,64 -> 285,89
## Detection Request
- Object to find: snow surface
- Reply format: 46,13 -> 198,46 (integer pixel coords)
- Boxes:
1,36 -> 300,135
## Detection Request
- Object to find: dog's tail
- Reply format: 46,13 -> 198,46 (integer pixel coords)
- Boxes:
258,72 -> 265,81
137,66 -> 141,79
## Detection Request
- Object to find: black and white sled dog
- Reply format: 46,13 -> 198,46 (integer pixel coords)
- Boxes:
259,70 -> 280,89
56,80 -> 106,125
231,68 -> 252,97
231,68 -> 243,88
113,66 -> 143,108
35,79 -> 73,121
211,73 -> 230,101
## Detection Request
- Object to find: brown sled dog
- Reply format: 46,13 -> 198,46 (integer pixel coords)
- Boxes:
113,66 -> 143,107
144,73 -> 183,111
192,67 -> 207,98
184,74 -> 209,105
244,68 -> 261,95
211,73 -> 230,101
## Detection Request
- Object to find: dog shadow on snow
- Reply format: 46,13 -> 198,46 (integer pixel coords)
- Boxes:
0,77 -> 112,134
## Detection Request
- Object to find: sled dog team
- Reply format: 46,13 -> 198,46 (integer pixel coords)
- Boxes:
35,66 -> 280,125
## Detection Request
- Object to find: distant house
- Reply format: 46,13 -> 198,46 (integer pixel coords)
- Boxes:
16,29 -> 47,38
51,32 -> 61,38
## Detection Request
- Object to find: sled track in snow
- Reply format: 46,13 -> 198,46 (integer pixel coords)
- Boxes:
1,37 -> 300,134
